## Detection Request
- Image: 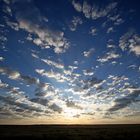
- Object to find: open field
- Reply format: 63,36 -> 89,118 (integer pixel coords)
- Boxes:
0,124 -> 140,139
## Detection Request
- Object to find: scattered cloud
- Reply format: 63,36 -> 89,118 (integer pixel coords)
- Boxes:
0,67 -> 39,85
4,0 -> 70,54
83,48 -> 94,57
83,69 -> 94,76
108,87 -> 140,112
119,30 -> 140,56
66,100 -> 83,110
0,57 -> 5,62
89,27 -> 97,36
72,0 -> 82,12
42,59 -> 64,69
36,69 -> 70,83
97,51 -> 120,63
72,1 -> 117,20
69,16 -> 82,31
6,20 -> 19,31
107,39 -> 116,48
107,27 -> 114,34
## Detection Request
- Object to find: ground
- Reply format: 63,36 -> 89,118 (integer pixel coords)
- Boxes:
0,124 -> 140,139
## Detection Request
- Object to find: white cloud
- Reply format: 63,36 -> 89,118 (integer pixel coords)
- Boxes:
129,45 -> 140,56
69,16 -> 82,31
3,5 -> 12,16
72,1 -> 117,20
72,0 -> 82,12
107,27 -> 114,33
31,53 -> 39,59
18,19 -> 69,53
36,69 -> 70,83
83,48 -> 94,57
0,57 -> 5,62
7,0 -> 69,54
107,39 -> 116,48
6,20 -> 19,31
114,18 -> 124,25
42,59 -> 64,69
107,14 -> 124,26
89,28 -> 97,36
119,30 -> 140,56
97,51 -> 120,63
33,38 -> 43,46
0,67 -> 20,80
83,70 -> 94,76
83,1 -> 91,18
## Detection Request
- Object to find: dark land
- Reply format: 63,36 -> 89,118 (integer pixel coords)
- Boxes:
0,124 -> 140,140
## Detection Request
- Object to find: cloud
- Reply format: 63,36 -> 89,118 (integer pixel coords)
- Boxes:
0,67 -> 39,85
119,30 -> 140,56
83,48 -> 94,57
107,14 -> 124,26
0,80 -> 55,118
2,4 -> 12,16
72,0 -> 82,12
129,45 -> 140,56
31,53 -> 39,59
36,69 -> 69,83
66,100 -> 83,110
20,75 -> 39,85
0,57 -> 4,62
83,1 -> 92,18
41,58 -> 64,69
107,39 -> 116,48
49,103 -> 62,113
30,98 -> 49,106
107,27 -> 114,33
83,69 -> 94,76
89,27 -> 97,36
0,80 -> 24,96
69,16 -> 82,31
108,87 -> 140,112
6,20 -> 19,31
0,67 -> 20,80
82,77 -> 103,90
72,1 -> 117,20
35,82 -> 56,97
97,51 -> 120,63
6,0 -> 69,54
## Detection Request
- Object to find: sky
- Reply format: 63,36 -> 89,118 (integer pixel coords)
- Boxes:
0,0 -> 140,124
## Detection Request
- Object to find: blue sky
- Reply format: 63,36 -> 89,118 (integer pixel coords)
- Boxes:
0,0 -> 140,124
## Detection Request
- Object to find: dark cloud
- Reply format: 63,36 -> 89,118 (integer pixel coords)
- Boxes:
49,103 -> 62,113
30,98 -> 49,106
66,100 -> 83,110
30,97 -> 62,113
35,83 -> 55,97
108,89 -> 140,112
83,77 -> 103,89
21,75 -> 39,85
0,66 -> 39,85
0,95 -> 43,113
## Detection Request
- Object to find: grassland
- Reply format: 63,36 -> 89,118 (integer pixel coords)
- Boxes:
0,124 -> 140,139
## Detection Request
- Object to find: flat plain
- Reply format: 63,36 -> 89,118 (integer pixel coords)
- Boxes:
0,124 -> 140,140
